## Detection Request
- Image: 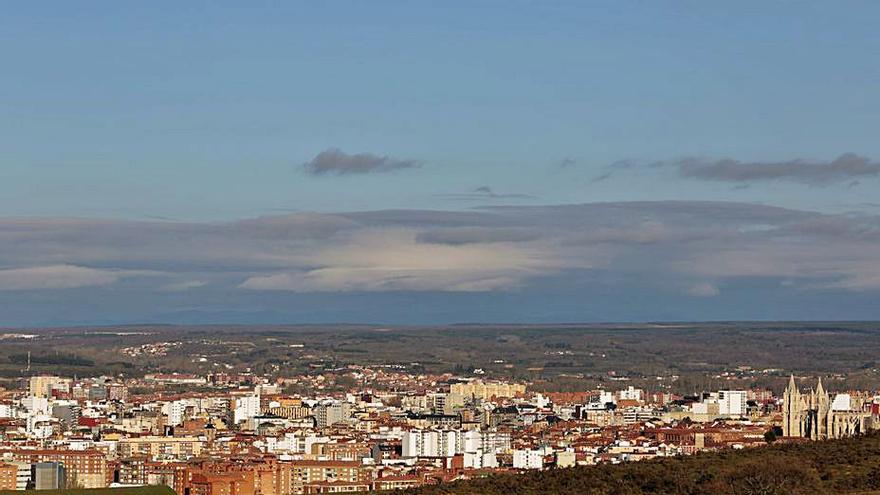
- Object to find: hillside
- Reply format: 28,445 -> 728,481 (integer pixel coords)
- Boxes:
394,433 -> 880,495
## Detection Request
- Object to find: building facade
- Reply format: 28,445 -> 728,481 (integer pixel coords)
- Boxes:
782,376 -> 874,440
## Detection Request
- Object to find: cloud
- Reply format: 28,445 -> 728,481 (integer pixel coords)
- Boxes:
438,186 -> 535,201
240,229 -> 554,292
588,159 -> 653,183
0,265 -> 130,290
593,153 -> 880,187
687,282 -> 720,297
824,267 -> 880,291
240,269 -> 524,293
570,222 -> 669,245
302,148 -> 421,175
590,172 -> 613,183
677,153 -> 880,186
416,227 -> 540,245
159,280 -> 207,292
3,201 -> 880,300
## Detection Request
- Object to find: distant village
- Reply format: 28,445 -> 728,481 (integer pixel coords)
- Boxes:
1,367 -> 878,494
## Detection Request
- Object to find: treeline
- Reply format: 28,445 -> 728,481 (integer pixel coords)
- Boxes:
8,353 -> 95,367
391,432 -> 880,495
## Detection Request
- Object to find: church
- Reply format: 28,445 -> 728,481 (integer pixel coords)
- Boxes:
782,375 -> 875,440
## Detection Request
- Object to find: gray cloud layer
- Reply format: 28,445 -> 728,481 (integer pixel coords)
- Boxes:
595,153 -> 880,187
1,202 -> 879,298
0,265 -> 124,290
303,148 -> 421,175
678,153 -> 880,185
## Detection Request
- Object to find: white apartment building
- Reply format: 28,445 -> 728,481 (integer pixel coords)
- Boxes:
163,399 -> 192,426
718,390 -> 748,417
402,429 -> 511,460
233,395 -> 260,424
513,449 -> 545,469
618,386 -> 643,402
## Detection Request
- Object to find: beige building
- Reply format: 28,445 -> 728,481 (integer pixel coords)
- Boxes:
276,460 -> 370,495
0,463 -> 19,491
29,376 -> 71,398
450,380 -> 526,400
117,436 -> 205,459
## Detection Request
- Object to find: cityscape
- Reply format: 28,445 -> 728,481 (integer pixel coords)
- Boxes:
3,1 -> 880,494
1,324 -> 880,493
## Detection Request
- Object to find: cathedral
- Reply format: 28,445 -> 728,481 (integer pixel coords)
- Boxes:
782,375 -> 875,440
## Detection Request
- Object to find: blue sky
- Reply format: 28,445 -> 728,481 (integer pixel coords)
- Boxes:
1,2 -> 880,325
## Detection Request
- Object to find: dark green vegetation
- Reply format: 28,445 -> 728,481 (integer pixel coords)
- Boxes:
393,433 -> 880,495
9,352 -> 95,367
2,322 -> 880,393
0,487 -> 175,495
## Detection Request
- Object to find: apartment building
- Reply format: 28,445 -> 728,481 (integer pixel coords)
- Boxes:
2,450 -> 108,489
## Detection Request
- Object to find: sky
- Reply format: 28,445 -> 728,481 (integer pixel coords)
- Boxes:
1,1 -> 880,326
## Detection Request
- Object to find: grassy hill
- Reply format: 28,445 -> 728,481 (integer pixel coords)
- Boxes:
394,433 -> 880,495
0,487 -> 175,495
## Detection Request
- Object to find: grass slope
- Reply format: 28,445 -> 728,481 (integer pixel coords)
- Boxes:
394,433 -> 880,495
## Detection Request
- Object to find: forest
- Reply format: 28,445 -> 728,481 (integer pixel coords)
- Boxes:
392,432 -> 880,495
